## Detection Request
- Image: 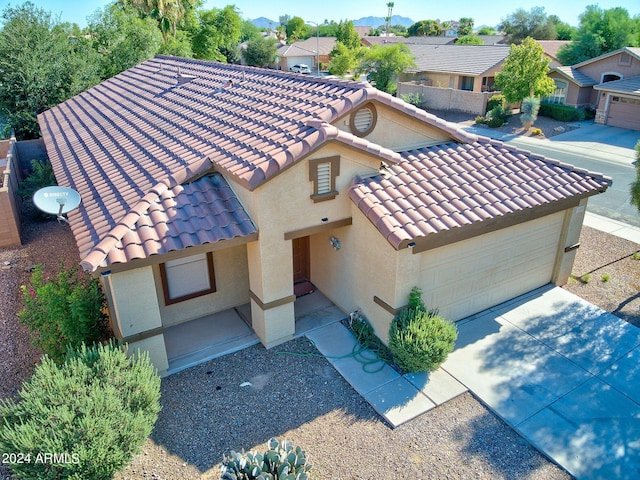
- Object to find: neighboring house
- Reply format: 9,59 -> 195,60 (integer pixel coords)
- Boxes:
536,40 -> 571,68
443,21 -> 460,37
354,26 -> 373,38
38,56 -> 610,375
362,36 -> 454,47
547,47 -> 640,130
277,37 -> 336,71
400,44 -> 510,92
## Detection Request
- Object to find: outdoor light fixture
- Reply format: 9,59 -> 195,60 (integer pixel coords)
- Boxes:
408,242 -> 416,248
329,236 -> 341,251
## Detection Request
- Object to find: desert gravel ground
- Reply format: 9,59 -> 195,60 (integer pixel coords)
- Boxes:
1,215 -> 638,479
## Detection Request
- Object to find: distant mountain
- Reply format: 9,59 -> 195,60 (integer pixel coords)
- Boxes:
352,15 -> 414,28
251,17 -> 278,29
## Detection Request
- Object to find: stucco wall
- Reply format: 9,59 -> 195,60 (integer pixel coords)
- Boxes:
153,245 -> 250,327
108,266 -> 162,337
0,136 -> 22,248
578,53 -> 640,84
333,100 -> 451,151
397,82 -> 493,115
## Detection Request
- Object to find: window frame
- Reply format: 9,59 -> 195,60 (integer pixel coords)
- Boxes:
159,252 -> 216,305
309,155 -> 340,202
544,79 -> 568,105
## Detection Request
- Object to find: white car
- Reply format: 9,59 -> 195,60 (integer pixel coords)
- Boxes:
290,64 -> 311,74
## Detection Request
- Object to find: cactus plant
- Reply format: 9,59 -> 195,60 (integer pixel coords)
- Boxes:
221,438 -> 311,480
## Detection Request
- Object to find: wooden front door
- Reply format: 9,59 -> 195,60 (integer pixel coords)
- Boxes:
292,236 -> 310,283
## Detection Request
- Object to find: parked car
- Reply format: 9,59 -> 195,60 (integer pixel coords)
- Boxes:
290,64 -> 311,74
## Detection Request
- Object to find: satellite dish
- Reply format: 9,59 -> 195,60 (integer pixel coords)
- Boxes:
33,186 -> 81,224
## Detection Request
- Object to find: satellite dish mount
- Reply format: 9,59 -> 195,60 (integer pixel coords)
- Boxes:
33,186 -> 82,225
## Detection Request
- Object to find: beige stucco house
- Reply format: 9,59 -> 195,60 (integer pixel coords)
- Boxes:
547,47 -> 640,130
38,56 -> 610,376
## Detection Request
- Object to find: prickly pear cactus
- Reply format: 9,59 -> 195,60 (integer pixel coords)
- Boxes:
221,438 -> 311,480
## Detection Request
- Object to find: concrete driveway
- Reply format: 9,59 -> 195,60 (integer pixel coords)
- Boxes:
442,285 -> 640,480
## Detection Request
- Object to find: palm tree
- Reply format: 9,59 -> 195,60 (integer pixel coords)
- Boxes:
125,0 -> 195,40
385,2 -> 394,36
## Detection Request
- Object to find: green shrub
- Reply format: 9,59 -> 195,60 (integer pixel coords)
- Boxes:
19,263 -> 111,363
486,94 -> 505,114
388,288 -> 457,373
401,92 -> 425,107
0,342 -> 161,480
539,102 -> 586,122
580,273 -> 591,284
17,159 -> 56,218
487,104 -> 510,128
475,115 -> 486,125
531,128 -> 543,136
389,308 -> 457,373
601,273 -> 610,282
221,438 -> 311,480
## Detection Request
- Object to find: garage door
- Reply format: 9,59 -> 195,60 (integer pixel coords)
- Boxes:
607,96 -> 640,130
417,212 -> 564,321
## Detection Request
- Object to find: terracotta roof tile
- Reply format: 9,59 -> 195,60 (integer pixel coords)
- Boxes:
349,138 -> 611,249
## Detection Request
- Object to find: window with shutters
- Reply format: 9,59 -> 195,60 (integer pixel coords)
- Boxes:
349,104 -> 377,137
159,252 -> 216,305
309,156 -> 340,202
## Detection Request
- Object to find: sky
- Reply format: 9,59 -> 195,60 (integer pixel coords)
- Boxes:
4,0 -> 639,29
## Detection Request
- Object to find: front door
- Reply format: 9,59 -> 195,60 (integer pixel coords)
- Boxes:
292,236 -> 310,283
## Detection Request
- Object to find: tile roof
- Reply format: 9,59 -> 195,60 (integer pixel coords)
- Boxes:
278,37 -> 337,56
536,40 -> 570,60
81,173 -> 257,270
594,75 -> 640,95
405,44 -> 510,76
39,55 -> 473,270
363,36 -> 454,46
552,66 -> 597,87
349,137 -> 611,250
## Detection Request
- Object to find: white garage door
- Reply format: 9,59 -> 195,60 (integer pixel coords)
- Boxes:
607,96 -> 640,131
417,212 -> 564,321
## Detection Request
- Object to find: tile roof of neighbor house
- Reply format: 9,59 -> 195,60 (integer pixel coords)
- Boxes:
38,56 -> 611,271
278,37 -> 337,57
349,139 -> 611,250
536,40 -> 570,60
552,66 -> 598,87
363,36 -> 454,46
593,75 -> 640,95
405,44 -> 510,76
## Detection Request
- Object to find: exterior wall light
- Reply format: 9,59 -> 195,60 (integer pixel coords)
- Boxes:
329,236 -> 341,251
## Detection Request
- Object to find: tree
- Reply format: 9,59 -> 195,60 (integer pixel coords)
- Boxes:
328,41 -> 360,77
458,17 -> 474,37
243,36 -> 277,67
498,7 -> 557,44
494,37 -> 555,104
385,1 -> 394,36
335,19 -> 360,49
456,35 -> 484,45
631,141 -> 640,214
557,6 -> 638,65
285,16 -> 309,43
359,43 -> 415,94
122,0 -> 198,40
89,4 -> 162,79
548,14 -> 577,41
158,30 -> 193,57
408,20 -> 443,37
191,6 -> 242,61
478,26 -> 497,35
0,2 -> 101,139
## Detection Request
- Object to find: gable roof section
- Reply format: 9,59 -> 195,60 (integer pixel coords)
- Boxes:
349,137 -> 611,252
39,55 -> 471,270
406,44 -> 509,76
574,46 -> 640,69
536,40 -> 570,61
551,66 -> 597,87
593,75 -> 640,96
279,37 -> 337,57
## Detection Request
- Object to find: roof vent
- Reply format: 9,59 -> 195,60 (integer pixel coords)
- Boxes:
176,67 -> 197,85
350,104 -> 377,137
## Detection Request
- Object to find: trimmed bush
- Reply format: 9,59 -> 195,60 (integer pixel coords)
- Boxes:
221,438 -> 311,480
0,342 -> 161,480
17,159 -> 56,218
539,102 -> 586,122
475,115 -> 486,125
486,94 -> 505,114
19,263 -> 111,363
487,104 -> 510,128
401,92 -> 425,108
389,289 -> 457,373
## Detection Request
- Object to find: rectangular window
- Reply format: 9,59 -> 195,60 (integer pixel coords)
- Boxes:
309,156 -> 340,202
160,252 -> 216,305
459,76 -> 474,91
544,80 -> 567,105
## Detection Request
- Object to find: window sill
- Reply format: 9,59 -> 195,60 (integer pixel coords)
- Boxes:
310,191 -> 338,203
